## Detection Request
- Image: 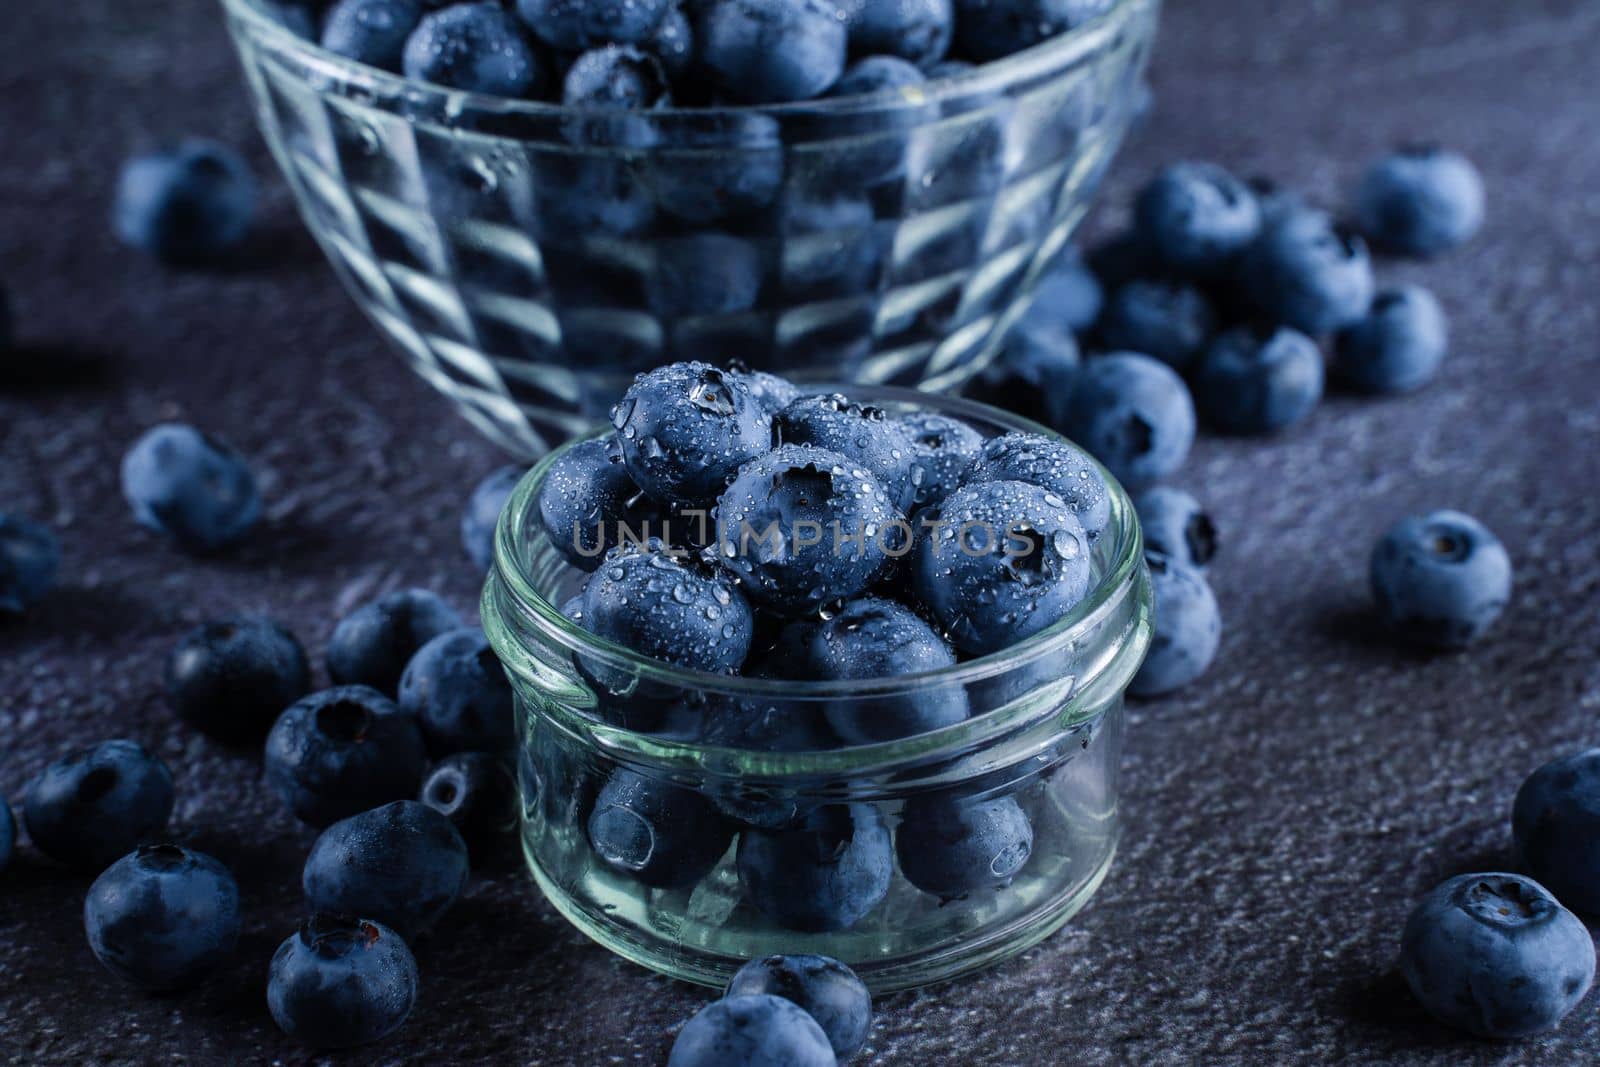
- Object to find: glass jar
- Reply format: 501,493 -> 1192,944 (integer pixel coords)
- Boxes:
482,389 -> 1151,992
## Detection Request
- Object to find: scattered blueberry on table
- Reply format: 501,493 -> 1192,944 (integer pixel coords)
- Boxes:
112,142 -> 256,265
1354,146 -> 1485,258
264,685 -> 428,827
268,914 -> 420,1050
83,845 -> 242,991
23,740 -> 175,871
669,993 -> 838,1067
165,617 -> 312,744
326,587 -> 463,694
1513,749 -> 1600,915
398,627 -> 516,754
0,513 -> 60,614
420,752 -> 520,862
726,954 -> 873,1062
1097,279 -> 1216,373
1132,486 -> 1215,571
121,423 -> 261,552
1193,323 -> 1324,435
1128,551 -> 1220,698
303,800 -> 471,938
462,464 -> 526,570
1057,352 -> 1195,491
1134,160 -> 1262,276
1369,509 -> 1511,650
1334,284 -> 1449,395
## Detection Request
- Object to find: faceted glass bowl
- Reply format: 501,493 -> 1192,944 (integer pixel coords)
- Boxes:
220,0 -> 1160,456
481,388 -> 1153,991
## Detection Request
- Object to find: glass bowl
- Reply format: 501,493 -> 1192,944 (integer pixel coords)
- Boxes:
481,387 -> 1152,991
220,0 -> 1161,456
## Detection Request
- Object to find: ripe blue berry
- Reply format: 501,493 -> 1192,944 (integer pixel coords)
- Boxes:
84,844 -> 240,991
738,804 -> 893,932
715,444 -> 900,616
969,306 -> 1080,425
647,113 -> 785,225
1354,146 -> 1484,258
322,0 -> 423,70
899,412 -> 983,510
23,740 -> 174,871
327,588 -> 463,694
0,798 -> 12,873
1334,285 -> 1448,394
462,465 -> 525,571
647,6 -> 694,79
515,0 -> 672,51
1514,750 -> 1600,916
121,424 -> 261,552
582,544 -> 754,671
647,234 -> 764,319
849,0 -> 950,66
896,792 -> 1033,900
587,767 -> 733,888
774,393 -> 916,511
612,363 -> 773,508
961,432 -> 1110,542
112,142 -> 256,265
304,800 -> 470,937
1132,487 -> 1216,571
695,0 -> 848,103
403,2 -> 547,97
730,367 -> 802,416
1057,353 -> 1195,491
268,914 -> 419,1050
1129,551 -> 1220,697
1370,510 -> 1511,649
828,54 -> 926,98
0,513 -> 60,614
669,995 -> 836,1067
1194,324 -> 1324,435
727,955 -> 872,1063
1098,280 -> 1216,373
699,692 -> 834,828
1134,162 -> 1262,276
165,618 -> 311,744
535,438 -> 653,570
1400,873 -> 1594,1039
804,597 -> 967,743
913,479 -> 1092,655
420,752 -> 519,862
561,45 -> 670,148
953,0 -> 1112,60
1240,210 -> 1375,336
264,686 -> 427,827
398,628 -> 514,754
1039,246 -> 1105,335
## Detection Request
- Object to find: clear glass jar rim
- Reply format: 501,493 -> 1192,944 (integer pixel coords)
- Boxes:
221,0 -> 1140,122
487,386 -> 1146,702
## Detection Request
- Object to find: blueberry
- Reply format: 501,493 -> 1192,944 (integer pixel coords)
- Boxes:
612,363 -> 773,508
804,597 -> 967,743
1129,551 -> 1220,697
959,432 -> 1110,543
828,54 -> 926,98
1244,175 -> 1307,227
587,767 -> 732,888
738,804 -> 892,931
0,798 -> 12,874
535,438 -> 651,571
699,692 -> 835,827
1240,210 -> 1375,336
0,513 -> 60,614
1132,487 -> 1215,571
715,444 -> 900,616
1513,750 -> 1600,915
403,2 -> 546,97
1057,353 -> 1195,491
695,0 -> 848,103
776,192 -> 884,299
953,0 -> 1112,61
849,0 -> 951,67
23,740 -> 174,871
264,686 -> 427,827
774,394 -> 917,511
515,0 -> 672,51
303,800 -> 469,937
582,543 -> 754,671
1354,146 -> 1484,258
1334,285 -> 1448,395
1134,162 -> 1262,276
1097,280 -> 1216,373
327,588 -> 463,694
83,844 -> 240,991
1194,324 -> 1324,435
268,914 -> 419,1050
121,423 -> 261,552
112,141 -> 256,265
463,464 -> 524,570
896,792 -> 1033,900
1370,510 -> 1511,650
912,479 -> 1092,656
1037,246 -> 1104,334
165,617 -> 312,744
421,752 -> 519,861
398,628 -> 514,754
321,0 -> 423,71
1400,873 -> 1594,1039
647,6 -> 694,80
669,995 -> 836,1067
726,955 -> 872,1062
647,233 -> 764,319
729,367 -> 802,416
967,303 -> 1080,425
1084,228 -> 1155,292
646,113 -> 785,225
562,45 -> 670,147
899,412 -> 982,510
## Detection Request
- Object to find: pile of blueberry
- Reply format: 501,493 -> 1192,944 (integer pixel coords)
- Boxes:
271,0 -> 1114,108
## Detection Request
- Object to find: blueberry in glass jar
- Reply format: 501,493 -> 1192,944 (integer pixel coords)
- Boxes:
899,411 -> 984,510
1097,279 -> 1216,373
268,914 -> 419,1050
1133,161 -> 1262,276
646,233 -> 765,320
421,752 -> 519,862
561,45 -> 671,148
1193,324 -> 1324,435
303,800 -> 470,937
321,0 -> 424,72
535,438 -> 649,570
730,367 -> 803,417
669,995 -> 836,1067
612,362 -> 772,508
165,617 -> 312,744
113,142 -> 257,265
398,627 -> 515,754
514,0 -> 673,51
953,0 -> 1112,60
1128,551 -> 1219,697
1369,509 -> 1511,649
896,792 -> 1034,900
1354,146 -> 1484,258
120,423 -> 261,552
581,542 -> 754,671
264,686 -> 427,827
327,588 -> 463,694
827,54 -> 926,100
647,6 -> 694,80
960,432 -> 1110,542
699,690 -> 835,828
23,740 -> 175,871
912,479 -> 1092,656
1334,285 -> 1448,395
1056,353 -> 1195,491
463,464 -> 525,570
84,844 -> 241,991
726,954 -> 873,1062
1132,487 -> 1216,571
774,393 -> 917,511
646,113 -> 785,225
848,0 -> 952,68
1239,209 -> 1375,336
694,0 -> 848,103
403,2 -> 547,97
0,513 -> 60,614
737,804 -> 894,931
587,767 -> 734,888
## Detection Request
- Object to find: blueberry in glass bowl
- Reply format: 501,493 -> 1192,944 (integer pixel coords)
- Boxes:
481,364 -> 1152,991
219,0 -> 1160,456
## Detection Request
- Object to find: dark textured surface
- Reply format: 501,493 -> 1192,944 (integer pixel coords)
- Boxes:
4,0 -> 1600,1063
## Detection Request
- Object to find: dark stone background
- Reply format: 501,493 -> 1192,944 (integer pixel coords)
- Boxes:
4,0 -> 1599,1062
